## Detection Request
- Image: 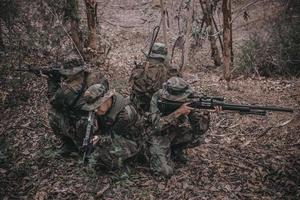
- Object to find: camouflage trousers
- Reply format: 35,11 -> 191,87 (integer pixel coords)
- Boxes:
148,127 -> 203,177
92,134 -> 141,170
48,107 -> 87,149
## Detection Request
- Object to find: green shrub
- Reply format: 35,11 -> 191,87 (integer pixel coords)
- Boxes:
236,2 -> 300,77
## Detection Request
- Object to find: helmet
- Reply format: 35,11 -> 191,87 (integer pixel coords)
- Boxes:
59,54 -> 85,76
160,77 -> 193,102
81,84 -> 114,111
148,43 -> 167,60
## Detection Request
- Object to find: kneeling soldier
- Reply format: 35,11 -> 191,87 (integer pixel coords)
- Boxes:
149,77 -> 210,176
81,84 -> 144,169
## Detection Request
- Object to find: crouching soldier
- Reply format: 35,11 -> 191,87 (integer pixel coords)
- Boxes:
148,77 -> 210,176
48,56 -> 108,156
81,83 -> 144,169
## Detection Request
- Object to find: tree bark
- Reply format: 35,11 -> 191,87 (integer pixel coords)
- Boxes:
85,0 -> 98,50
70,20 -> 83,52
182,0 -> 193,69
65,0 -> 83,54
205,0 -> 222,66
200,0 -> 222,66
222,0 -> 231,83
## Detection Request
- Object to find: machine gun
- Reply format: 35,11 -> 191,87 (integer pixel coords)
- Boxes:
82,111 -> 95,164
157,96 -> 294,116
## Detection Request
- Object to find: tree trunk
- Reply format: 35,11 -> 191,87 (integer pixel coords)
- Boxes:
65,0 -> 83,54
182,0 -> 193,69
85,0 -> 98,50
0,20 -> 4,50
222,0 -> 231,83
70,19 -> 83,53
229,0 -> 233,63
160,0 -> 168,52
205,0 -> 222,66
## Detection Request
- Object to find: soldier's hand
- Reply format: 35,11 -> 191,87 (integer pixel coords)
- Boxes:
99,135 -> 112,145
176,103 -> 193,116
213,106 -> 222,113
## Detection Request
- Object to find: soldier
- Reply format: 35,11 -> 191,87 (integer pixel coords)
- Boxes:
48,56 -> 108,156
130,42 -> 180,113
81,83 -> 144,169
148,77 -> 210,176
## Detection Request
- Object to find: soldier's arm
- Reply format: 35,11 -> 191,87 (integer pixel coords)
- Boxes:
112,105 -> 138,136
150,93 -> 189,132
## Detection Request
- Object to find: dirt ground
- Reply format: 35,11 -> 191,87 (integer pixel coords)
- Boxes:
0,0 -> 300,199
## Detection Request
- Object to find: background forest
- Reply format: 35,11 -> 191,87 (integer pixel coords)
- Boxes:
0,0 -> 299,199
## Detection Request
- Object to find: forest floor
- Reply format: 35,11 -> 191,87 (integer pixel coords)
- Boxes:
1,0 -> 300,199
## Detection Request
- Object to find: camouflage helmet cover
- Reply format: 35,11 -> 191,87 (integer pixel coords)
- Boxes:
160,77 -> 193,102
148,43 -> 167,60
81,84 -> 114,111
60,54 -> 85,76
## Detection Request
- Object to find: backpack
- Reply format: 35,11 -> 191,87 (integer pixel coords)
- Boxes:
50,70 -> 108,115
130,60 -> 169,113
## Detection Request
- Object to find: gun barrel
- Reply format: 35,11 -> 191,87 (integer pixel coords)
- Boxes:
219,102 -> 293,113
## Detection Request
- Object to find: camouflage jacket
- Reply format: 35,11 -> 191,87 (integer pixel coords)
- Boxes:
150,90 -> 210,136
130,59 -> 181,113
95,93 -> 143,142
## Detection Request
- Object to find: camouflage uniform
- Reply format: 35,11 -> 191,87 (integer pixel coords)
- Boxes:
81,84 -> 144,169
48,58 -> 108,151
130,43 -> 180,113
148,77 -> 210,176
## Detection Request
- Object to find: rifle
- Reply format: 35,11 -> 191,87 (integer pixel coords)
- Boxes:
16,64 -> 64,79
141,25 -> 161,58
157,96 -> 293,116
82,111 -> 95,164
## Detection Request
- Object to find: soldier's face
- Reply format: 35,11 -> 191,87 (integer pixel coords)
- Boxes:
95,98 -> 112,116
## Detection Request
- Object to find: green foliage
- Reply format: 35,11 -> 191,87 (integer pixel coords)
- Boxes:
236,9 -> 300,77
236,34 -> 261,75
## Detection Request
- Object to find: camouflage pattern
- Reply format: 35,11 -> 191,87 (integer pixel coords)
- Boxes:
90,93 -> 144,169
81,84 -> 114,111
148,78 -> 210,176
48,107 -> 87,148
149,43 -> 168,60
130,47 -> 181,113
48,69 -> 108,150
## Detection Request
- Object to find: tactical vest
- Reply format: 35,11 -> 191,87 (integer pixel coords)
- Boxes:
98,93 -> 133,134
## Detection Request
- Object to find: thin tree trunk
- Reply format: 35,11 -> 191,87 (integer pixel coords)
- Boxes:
160,0 -> 168,52
70,20 -> 83,52
0,20 -> 4,50
222,0 -> 231,83
66,0 -> 83,53
85,0 -> 98,50
212,15 -> 223,51
205,0 -> 222,66
183,0 -> 193,69
229,0 -> 233,63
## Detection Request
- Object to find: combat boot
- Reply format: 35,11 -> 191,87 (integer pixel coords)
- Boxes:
171,148 -> 188,164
